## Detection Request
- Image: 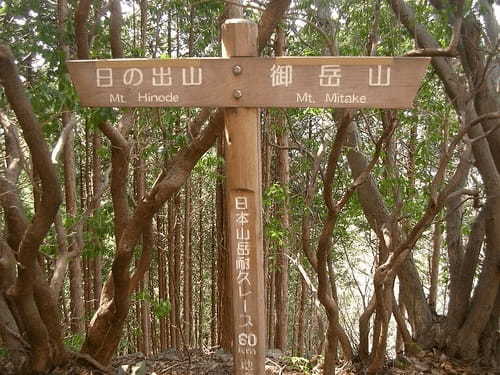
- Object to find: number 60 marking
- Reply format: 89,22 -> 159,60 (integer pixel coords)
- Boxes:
238,333 -> 257,347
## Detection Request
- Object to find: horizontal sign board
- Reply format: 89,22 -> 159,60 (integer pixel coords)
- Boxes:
66,57 -> 430,109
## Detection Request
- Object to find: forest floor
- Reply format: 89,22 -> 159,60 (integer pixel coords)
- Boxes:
1,347 -> 499,374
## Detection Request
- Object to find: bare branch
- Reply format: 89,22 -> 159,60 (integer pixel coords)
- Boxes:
110,0 -> 123,58
285,14 -> 337,55
89,1 -> 111,49
404,1 -> 464,57
257,0 -> 292,53
188,108 -> 212,139
0,43 -> 64,369
0,176 -> 29,250
301,142 -> 325,271
51,116 -> 77,164
0,111 -> 24,182
75,0 -> 92,59
323,111 -> 354,212
0,320 -> 30,349
128,219 -> 153,292
465,111 -> 500,130
70,351 -> 114,374
98,121 -> 130,242
335,116 -> 397,214
0,44 -> 62,228
286,254 -> 322,310
387,0 -> 468,110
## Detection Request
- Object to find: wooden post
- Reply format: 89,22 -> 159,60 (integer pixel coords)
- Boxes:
67,18 -> 430,374
222,19 -> 266,375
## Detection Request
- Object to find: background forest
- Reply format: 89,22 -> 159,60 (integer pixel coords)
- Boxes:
0,0 -> 499,374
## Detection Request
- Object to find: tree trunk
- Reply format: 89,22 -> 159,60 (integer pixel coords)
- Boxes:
428,220 -> 442,311
345,122 -> 433,342
216,135 -> 233,351
0,43 -> 65,373
0,241 -> 26,365
158,211 -> 168,350
296,277 -> 307,356
211,209 -> 217,347
174,194 -> 182,347
273,28 -> 290,352
62,112 -> 85,334
268,253 -> 275,348
91,131 -> 103,312
197,186 -> 204,347
134,137 -> 152,356
168,198 -> 177,348
386,3 -> 500,363
183,180 -> 193,347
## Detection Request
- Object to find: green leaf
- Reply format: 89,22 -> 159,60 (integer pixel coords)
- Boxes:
152,298 -> 171,319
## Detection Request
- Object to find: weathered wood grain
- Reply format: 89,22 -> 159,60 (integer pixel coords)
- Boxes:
223,19 -> 266,375
67,56 -> 430,108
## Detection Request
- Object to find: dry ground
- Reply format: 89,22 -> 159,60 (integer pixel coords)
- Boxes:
1,348 -> 499,374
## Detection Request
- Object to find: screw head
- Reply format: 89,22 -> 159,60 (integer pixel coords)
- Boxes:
232,65 -> 243,75
233,89 -> 242,99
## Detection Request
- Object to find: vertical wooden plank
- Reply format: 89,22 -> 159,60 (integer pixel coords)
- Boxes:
222,19 -> 266,375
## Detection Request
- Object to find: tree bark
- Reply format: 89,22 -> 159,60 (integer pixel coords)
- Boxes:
197,186 -> 205,347
428,220 -> 442,311
168,199 -> 176,348
304,113 -> 356,374
216,134 -> 232,351
210,208 -> 217,347
91,131 -> 104,312
183,180 -> 193,347
296,277 -> 307,356
0,240 -> 26,365
345,122 -> 433,341
386,0 -> 500,362
0,44 -> 65,373
273,28 -> 290,353
62,111 -> 86,334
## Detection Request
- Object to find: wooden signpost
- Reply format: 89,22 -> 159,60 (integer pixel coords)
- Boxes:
222,20 -> 266,375
67,57 -> 429,109
67,18 -> 430,375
